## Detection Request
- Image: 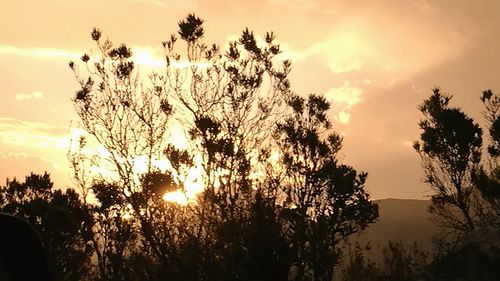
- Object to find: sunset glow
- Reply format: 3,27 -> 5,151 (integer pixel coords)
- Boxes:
162,190 -> 189,205
2,1 -> 500,199
163,154 -> 204,205
3,3 -> 500,280
66,124 -> 202,205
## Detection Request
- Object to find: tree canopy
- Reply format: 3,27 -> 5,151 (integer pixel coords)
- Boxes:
415,87 -> 500,243
0,14 -> 379,281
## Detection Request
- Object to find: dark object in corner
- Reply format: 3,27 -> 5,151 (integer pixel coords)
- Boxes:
0,213 -> 51,281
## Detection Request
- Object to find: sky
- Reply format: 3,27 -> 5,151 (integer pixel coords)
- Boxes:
1,0 -> 500,199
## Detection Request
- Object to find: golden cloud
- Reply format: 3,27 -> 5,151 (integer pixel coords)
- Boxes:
0,45 -> 80,60
325,82 -> 363,124
15,91 -> 44,101
0,118 -> 68,149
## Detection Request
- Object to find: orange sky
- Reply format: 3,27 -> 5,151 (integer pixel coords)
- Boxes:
1,0 -> 500,199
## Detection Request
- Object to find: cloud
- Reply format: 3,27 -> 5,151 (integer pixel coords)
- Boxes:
309,27 -> 379,74
0,44 -> 80,60
0,150 -> 71,186
0,117 -> 68,149
0,119 -> 73,186
0,43 -> 210,72
325,82 -> 363,124
0,151 -> 58,167
128,0 -> 198,9
267,0 -> 341,15
279,24 -> 377,74
411,0 -> 436,13
131,46 -> 210,69
130,46 -> 165,68
14,91 -> 44,101
283,18 -> 468,77
275,0 -> 473,81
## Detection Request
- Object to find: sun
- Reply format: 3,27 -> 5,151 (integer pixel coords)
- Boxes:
129,153 -> 204,205
162,155 -> 204,205
162,191 -> 188,205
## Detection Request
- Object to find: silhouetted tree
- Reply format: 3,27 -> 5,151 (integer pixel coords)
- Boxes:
427,229 -> 500,281
473,89 -> 500,227
341,243 -> 383,281
272,94 -> 378,281
68,13 -> 378,280
413,87 -> 500,280
0,173 -> 93,281
340,241 -> 429,281
163,15 -> 294,281
86,181 -> 142,281
414,88 -> 482,240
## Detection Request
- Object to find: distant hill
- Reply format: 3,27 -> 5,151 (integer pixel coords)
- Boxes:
350,198 -> 440,251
